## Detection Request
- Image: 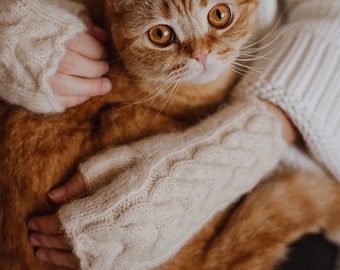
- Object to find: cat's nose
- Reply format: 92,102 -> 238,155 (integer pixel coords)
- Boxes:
192,50 -> 210,63
192,49 -> 210,70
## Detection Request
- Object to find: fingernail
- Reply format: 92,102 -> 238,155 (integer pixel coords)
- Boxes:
79,96 -> 89,103
48,187 -> 66,201
105,63 -> 110,74
101,79 -> 112,95
30,235 -> 40,246
93,26 -> 109,41
36,249 -> 48,262
28,220 -> 38,231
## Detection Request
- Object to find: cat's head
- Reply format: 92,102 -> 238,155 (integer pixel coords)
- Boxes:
108,0 -> 259,84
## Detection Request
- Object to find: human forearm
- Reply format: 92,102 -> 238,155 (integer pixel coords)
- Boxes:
236,0 -> 340,180
55,97 -> 286,270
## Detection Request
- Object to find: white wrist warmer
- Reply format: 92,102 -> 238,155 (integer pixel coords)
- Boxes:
0,0 -> 86,113
236,1 -> 340,180
59,97 -> 286,270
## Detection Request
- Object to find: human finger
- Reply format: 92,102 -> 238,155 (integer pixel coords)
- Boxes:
36,248 -> 79,269
55,95 -> 90,109
80,12 -> 109,43
48,172 -> 87,203
58,50 -> 109,78
88,24 -> 110,42
28,213 -> 62,234
30,232 -> 72,250
66,32 -> 108,60
52,73 -> 112,97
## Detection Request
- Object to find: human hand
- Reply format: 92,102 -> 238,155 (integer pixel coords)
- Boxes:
27,146 -> 145,268
28,173 -> 86,269
28,213 -> 79,269
28,97 -> 287,269
52,17 -> 112,109
26,16 -> 111,268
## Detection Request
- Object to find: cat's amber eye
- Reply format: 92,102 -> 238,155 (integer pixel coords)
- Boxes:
148,24 -> 174,47
208,4 -> 233,29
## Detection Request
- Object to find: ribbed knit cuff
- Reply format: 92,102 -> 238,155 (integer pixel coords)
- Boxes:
236,1 -> 340,180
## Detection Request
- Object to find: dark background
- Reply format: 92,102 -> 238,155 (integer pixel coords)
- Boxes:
277,234 -> 338,270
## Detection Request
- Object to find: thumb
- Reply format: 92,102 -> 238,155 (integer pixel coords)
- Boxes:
48,172 -> 87,203
78,145 -> 139,191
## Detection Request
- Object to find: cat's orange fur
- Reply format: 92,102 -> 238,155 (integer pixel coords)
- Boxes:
159,171 -> 340,270
0,0 -> 339,269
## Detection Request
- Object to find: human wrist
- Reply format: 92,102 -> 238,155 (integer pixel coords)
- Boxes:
261,100 -> 299,144
0,0 -> 86,113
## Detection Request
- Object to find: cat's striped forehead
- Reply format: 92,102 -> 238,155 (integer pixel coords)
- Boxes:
157,0 -> 210,18
153,0 -> 253,16
127,0 -> 236,40
117,0 -> 258,48
153,0 -> 232,17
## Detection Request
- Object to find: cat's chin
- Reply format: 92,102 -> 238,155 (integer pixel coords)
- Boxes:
186,70 -> 224,85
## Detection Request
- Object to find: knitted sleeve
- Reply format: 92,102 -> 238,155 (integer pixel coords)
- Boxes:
0,0 -> 86,113
236,0 -> 340,180
59,97 -> 286,270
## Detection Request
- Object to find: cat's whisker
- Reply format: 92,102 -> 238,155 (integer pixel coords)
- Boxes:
243,15 -> 284,50
108,56 -> 123,65
146,78 -> 175,108
238,18 -> 296,73
241,35 -> 283,55
139,74 -> 180,121
238,46 -> 279,62
107,73 -> 145,82
243,4 -> 296,51
229,63 -> 266,78
227,65 -> 248,77
229,15 -> 297,79
110,78 -> 168,109
243,12 -> 295,57
132,71 -> 180,110
154,78 -> 183,119
237,51 -> 273,61
230,62 -> 266,76
128,81 -> 167,106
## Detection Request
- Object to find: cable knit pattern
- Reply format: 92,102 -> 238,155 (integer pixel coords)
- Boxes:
236,0 -> 340,180
0,0 -> 86,113
59,97 -> 286,270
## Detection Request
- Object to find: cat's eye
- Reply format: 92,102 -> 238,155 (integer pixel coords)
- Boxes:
148,24 -> 174,47
208,4 -> 233,29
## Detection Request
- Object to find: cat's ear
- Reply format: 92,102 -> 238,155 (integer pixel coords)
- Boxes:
106,0 -> 126,12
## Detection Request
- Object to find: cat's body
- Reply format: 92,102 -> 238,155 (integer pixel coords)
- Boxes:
0,0 -> 339,269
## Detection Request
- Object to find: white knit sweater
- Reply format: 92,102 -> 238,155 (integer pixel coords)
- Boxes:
0,0 -> 339,269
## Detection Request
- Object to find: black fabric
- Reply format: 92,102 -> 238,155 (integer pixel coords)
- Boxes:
277,234 -> 338,270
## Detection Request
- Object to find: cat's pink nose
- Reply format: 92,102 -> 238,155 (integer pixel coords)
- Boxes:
192,50 -> 210,70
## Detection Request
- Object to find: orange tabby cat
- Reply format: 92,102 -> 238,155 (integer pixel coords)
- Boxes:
0,0 -> 339,269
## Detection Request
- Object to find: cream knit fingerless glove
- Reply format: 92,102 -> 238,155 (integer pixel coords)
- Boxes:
236,0 -> 340,180
0,0 -> 86,113
59,97 -> 286,270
